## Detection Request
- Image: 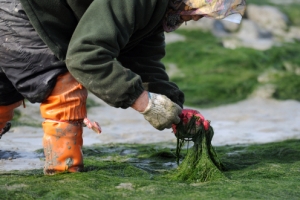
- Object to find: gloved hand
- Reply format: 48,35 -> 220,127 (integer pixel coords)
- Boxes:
140,92 -> 182,130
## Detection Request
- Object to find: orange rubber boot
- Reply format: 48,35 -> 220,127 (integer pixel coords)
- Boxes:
40,72 -> 87,175
42,120 -> 83,175
0,101 -> 22,136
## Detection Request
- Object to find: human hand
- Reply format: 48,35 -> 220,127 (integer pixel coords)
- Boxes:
83,118 -> 102,134
140,92 -> 182,130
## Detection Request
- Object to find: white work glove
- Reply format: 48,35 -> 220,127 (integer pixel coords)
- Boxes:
140,92 -> 182,130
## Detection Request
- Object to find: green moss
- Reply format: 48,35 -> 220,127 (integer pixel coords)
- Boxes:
1,140 -> 300,199
246,0 -> 300,24
163,30 -> 264,107
279,4 -> 300,26
10,110 -> 41,128
273,73 -> 300,100
163,29 -> 300,107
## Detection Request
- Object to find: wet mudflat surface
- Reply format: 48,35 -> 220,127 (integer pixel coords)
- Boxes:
0,94 -> 299,172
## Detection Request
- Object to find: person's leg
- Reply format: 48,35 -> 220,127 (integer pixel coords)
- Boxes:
0,72 -> 24,138
0,0 -> 67,104
0,101 -> 22,138
0,1 -> 87,174
40,72 -> 88,175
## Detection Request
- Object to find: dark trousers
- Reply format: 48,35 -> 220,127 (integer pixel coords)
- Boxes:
0,0 -> 67,105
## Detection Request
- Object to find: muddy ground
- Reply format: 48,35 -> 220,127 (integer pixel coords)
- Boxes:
1,93 -> 299,172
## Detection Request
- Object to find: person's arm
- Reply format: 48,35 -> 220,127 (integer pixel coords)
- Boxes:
131,91 -> 149,112
66,0 -> 181,130
66,0 -> 168,109
131,90 -> 182,130
117,32 -> 185,108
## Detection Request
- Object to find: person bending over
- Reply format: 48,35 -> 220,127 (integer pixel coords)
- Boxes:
0,0 -> 245,174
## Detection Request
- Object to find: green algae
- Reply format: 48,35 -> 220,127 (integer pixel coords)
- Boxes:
170,116 -> 225,182
171,132 -> 225,182
1,140 -> 300,199
163,23 -> 300,108
10,109 -> 41,128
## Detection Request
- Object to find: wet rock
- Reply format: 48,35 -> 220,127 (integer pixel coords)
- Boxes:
250,84 -> 276,99
246,4 -> 289,36
286,26 -> 300,42
211,20 -> 240,38
211,20 -> 230,37
165,63 -> 185,78
165,32 -> 185,44
222,20 -> 275,50
222,37 -> 275,50
221,20 -> 241,33
236,20 -> 272,40
257,69 -> 284,83
283,61 -> 300,75
176,4 -> 300,51
179,17 -> 215,32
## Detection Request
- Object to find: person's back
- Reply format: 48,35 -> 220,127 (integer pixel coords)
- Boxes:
20,0 -> 93,60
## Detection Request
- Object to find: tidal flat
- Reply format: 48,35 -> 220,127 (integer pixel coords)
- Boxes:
1,140 -> 299,199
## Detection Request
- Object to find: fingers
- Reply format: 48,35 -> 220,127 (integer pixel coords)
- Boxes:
83,118 -> 102,134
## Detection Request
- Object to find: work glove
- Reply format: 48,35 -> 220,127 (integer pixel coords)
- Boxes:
140,92 -> 182,130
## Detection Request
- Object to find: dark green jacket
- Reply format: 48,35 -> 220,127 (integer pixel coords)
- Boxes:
20,0 -> 184,108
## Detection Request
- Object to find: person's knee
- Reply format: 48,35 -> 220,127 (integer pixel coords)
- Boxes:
40,72 -> 87,121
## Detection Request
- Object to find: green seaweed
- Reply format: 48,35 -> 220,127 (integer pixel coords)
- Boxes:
1,140 -> 300,199
10,109 -> 41,128
162,29 -> 300,108
171,116 -> 225,182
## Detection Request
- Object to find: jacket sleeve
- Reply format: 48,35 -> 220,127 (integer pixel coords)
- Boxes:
66,0 -> 157,108
117,32 -> 185,108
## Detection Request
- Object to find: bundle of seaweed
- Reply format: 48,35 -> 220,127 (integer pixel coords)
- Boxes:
171,109 -> 225,182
